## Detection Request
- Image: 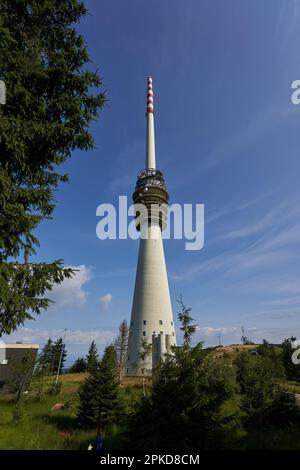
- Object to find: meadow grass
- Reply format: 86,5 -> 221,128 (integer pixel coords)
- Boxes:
0,373 -> 299,450
0,377 -> 131,450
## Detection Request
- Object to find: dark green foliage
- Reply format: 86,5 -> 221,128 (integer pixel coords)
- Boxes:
127,304 -> 237,450
242,385 -> 300,430
37,337 -> 67,375
0,262 -> 74,336
0,0 -> 105,335
37,339 -> 54,374
77,345 -> 123,429
235,352 -> 276,406
235,350 -> 300,431
47,380 -> 62,395
52,337 -> 67,374
69,357 -> 87,373
86,340 -> 98,373
281,337 -> 300,382
256,340 -> 285,379
127,344 -> 237,450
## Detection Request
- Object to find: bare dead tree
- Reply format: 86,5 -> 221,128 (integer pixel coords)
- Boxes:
114,320 -> 129,378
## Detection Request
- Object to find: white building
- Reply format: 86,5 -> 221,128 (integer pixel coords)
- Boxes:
126,77 -> 176,376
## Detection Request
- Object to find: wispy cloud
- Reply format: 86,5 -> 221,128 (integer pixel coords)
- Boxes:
176,104 -> 299,192
223,205 -> 282,240
241,305 -> 300,322
2,327 -> 116,347
276,0 -> 300,52
196,326 -> 241,337
228,275 -> 300,305
173,197 -> 300,282
200,104 -> 297,174
95,267 -> 135,279
47,265 -> 92,310
190,324 -> 300,346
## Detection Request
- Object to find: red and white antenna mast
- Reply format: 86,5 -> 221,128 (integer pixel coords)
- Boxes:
146,76 -> 156,169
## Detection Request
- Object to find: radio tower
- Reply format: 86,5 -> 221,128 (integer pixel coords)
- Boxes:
126,77 -> 176,375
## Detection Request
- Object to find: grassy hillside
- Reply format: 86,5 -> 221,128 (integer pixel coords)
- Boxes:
1,345 -> 300,450
0,375 -> 142,450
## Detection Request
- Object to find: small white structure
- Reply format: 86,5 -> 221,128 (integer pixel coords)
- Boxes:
126,78 -> 176,375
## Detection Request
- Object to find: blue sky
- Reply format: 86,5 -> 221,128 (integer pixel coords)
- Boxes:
4,0 -> 300,364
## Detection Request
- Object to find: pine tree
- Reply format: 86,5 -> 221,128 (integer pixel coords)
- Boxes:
0,0 -> 105,336
114,320 -> 129,377
37,339 -> 54,374
86,340 -> 98,373
257,340 -> 285,379
52,337 -> 67,375
235,349 -> 300,429
77,345 -> 123,429
69,357 -> 87,373
127,307 -> 236,450
36,336 -> 67,375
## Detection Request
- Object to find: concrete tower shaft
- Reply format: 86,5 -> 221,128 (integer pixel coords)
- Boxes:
126,77 -> 176,376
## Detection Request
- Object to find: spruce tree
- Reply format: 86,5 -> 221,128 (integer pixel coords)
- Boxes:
69,357 -> 87,373
86,340 -> 98,373
127,303 -> 236,450
0,0 -> 105,335
77,345 -> 123,429
52,337 -> 67,374
257,340 -> 285,379
37,339 -> 54,374
235,350 -> 300,429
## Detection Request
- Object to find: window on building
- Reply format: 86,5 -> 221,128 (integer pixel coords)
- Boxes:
159,320 -> 163,325
143,331 -> 146,336
141,368 -> 145,374
172,332 -> 175,336
126,368 -> 128,373
160,331 -> 163,334
143,320 -> 146,325
171,321 -> 173,326
0,381 -> 5,389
